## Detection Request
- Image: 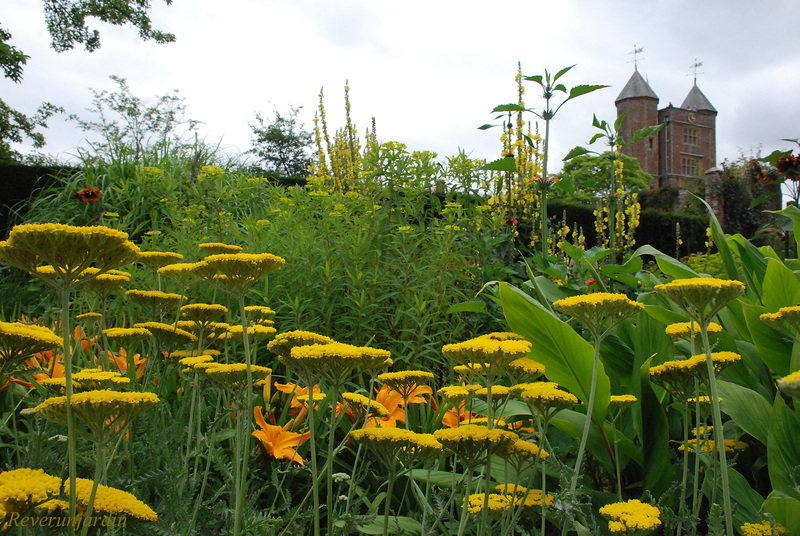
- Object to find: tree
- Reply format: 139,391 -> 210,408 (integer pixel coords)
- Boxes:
0,1 -> 174,162
248,107 -> 313,180
556,152 -> 653,202
69,75 -> 201,158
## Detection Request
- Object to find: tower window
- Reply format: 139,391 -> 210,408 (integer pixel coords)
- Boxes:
682,157 -> 700,177
649,137 -> 654,149
684,127 -> 698,146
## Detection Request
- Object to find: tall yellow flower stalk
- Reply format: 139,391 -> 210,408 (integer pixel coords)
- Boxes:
552,292 -> 643,517
193,251 -> 284,536
655,277 -> 745,536
0,223 -> 139,534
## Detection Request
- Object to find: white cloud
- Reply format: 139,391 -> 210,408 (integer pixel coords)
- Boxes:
3,0 -> 797,172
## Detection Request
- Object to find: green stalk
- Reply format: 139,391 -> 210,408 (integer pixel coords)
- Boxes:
60,285 -> 78,536
701,325 -> 734,536
568,337 -> 601,496
456,466 -> 474,536
233,294 -> 254,536
305,373 -> 322,536
382,457 -> 398,536
540,117 -> 551,259
79,437 -> 106,536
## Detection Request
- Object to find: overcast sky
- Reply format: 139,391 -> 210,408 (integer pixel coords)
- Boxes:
4,0 -> 799,173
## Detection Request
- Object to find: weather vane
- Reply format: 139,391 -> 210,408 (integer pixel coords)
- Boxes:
689,59 -> 704,83
628,45 -> 644,70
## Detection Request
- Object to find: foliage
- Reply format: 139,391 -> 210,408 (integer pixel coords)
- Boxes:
68,75 -> 201,160
556,152 -> 653,202
0,1 -> 174,162
247,107 -> 313,180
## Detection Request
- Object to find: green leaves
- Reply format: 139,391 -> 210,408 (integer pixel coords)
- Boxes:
768,395 -> 800,500
479,157 -> 517,173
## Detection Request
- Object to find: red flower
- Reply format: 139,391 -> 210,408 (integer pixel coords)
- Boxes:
585,278 -> 596,286
72,186 -> 102,204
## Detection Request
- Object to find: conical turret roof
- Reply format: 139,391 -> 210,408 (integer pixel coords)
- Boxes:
615,70 -> 659,103
681,83 -> 716,112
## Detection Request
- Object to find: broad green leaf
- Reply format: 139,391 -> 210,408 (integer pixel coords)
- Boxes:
697,195 -> 741,282
567,84 -> 609,100
631,245 -> 698,279
641,303 -> 690,328
742,303 -> 792,376
480,157 -> 517,173
762,258 -> 800,311
762,493 -> 800,535
730,234 -> 768,299
499,282 -> 610,422
553,64 -> 575,81
563,146 -> 592,161
551,409 -> 643,473
477,123 -> 495,130
718,467 -> 766,530
716,380 -> 771,446
409,469 -> 461,488
638,357 -> 674,498
768,395 -> 800,500
491,103 -> 526,113
629,123 -> 664,145
357,516 -> 422,534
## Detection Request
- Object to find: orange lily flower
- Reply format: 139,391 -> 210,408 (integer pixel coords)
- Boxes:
364,384 -> 432,428
441,401 -> 476,428
106,347 -> 147,379
274,382 -> 321,414
252,406 -> 310,465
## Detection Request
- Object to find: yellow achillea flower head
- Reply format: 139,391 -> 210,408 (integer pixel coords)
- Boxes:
507,357 -> 545,379
350,427 -> 443,466
286,342 -> 391,383
378,370 -> 434,398
102,327 -> 151,345
464,493 -> 511,514
39,369 -> 130,393
35,390 -> 159,441
777,370 -> 800,398
267,330 -> 335,359
179,354 -> 215,373
0,322 -> 62,371
678,438 -> 748,453
133,322 -> 197,346
195,253 -> 285,295
244,305 -> 276,320
741,520 -> 788,536
493,485 -> 554,508
157,262 -> 203,284
761,306 -> 800,336
224,324 -> 277,342
125,289 -> 186,308
438,384 -> 480,404
0,224 -> 140,288
655,277 -> 745,321
198,242 -> 242,255
68,476 -> 157,521
203,363 -> 272,390
599,499 -> 661,534
442,336 -> 531,369
520,382 -> 579,416
434,424 -> 518,467
342,392 -> 390,419
553,293 -> 644,336
181,303 -> 228,323
609,394 -> 638,409
0,468 -> 62,515
86,272 -> 130,294
138,250 -> 183,270
665,321 -> 723,339
501,439 -> 549,465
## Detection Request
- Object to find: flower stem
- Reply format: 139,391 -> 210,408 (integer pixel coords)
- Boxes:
60,285 -> 78,536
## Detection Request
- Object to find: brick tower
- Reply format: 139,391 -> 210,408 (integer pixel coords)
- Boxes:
614,69 -> 660,178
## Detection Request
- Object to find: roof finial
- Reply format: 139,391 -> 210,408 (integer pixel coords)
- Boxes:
628,45 -> 644,71
689,59 -> 704,84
